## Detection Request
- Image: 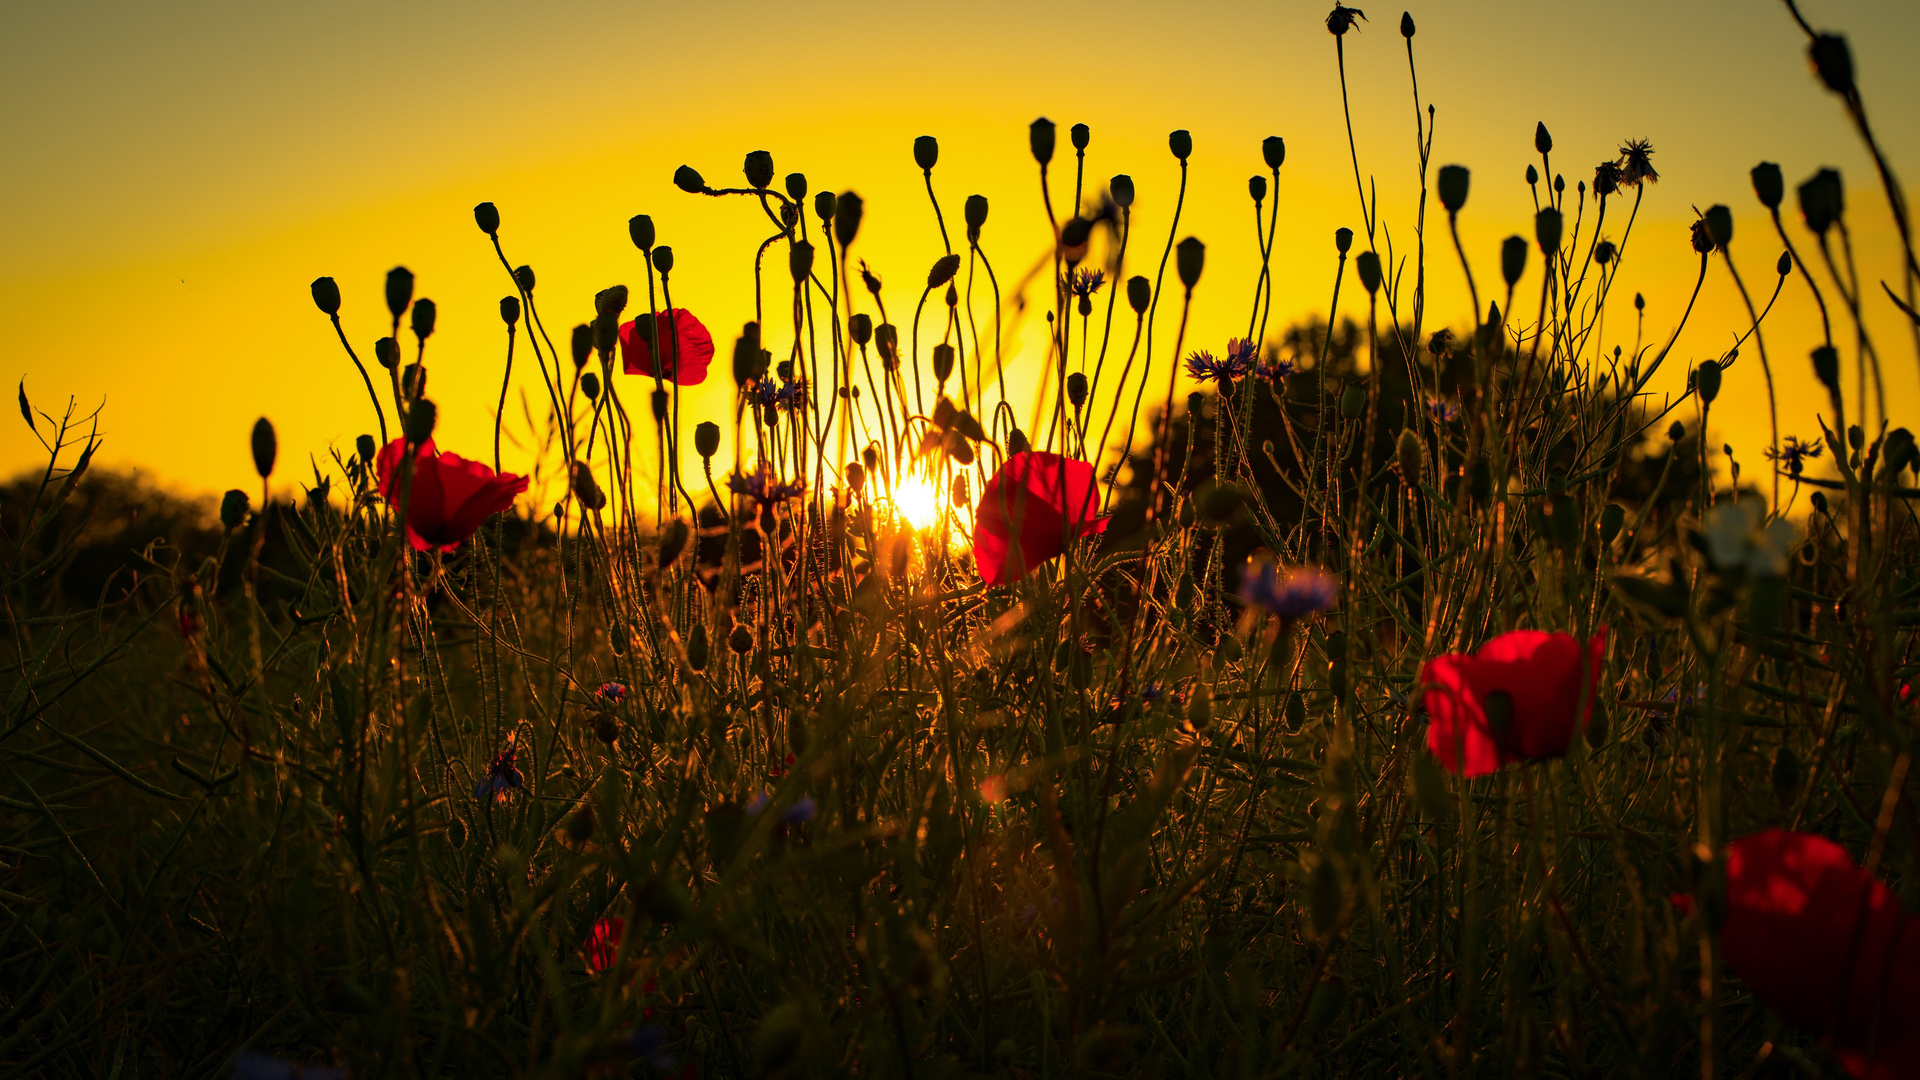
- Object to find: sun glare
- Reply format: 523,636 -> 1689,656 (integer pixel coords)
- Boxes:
892,474 -> 944,533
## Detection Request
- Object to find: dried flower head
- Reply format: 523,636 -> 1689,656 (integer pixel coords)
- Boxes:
1616,138 -> 1659,186
1764,435 -> 1824,477
1326,5 -> 1367,35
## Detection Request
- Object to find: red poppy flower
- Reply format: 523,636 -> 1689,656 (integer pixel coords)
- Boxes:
1420,628 -> 1607,776
1695,830 -> 1920,1079
620,309 -> 714,385
584,915 -> 626,973
972,451 -> 1106,585
375,438 -> 529,553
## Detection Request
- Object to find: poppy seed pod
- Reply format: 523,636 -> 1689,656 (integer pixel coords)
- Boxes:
410,298 -> 436,341
310,276 -> 342,316
813,191 -> 835,224
932,344 -> 955,384
1250,175 -> 1268,202
402,363 -> 427,399
355,433 -> 377,465
514,264 -> 536,292
1751,162 -> 1784,210
1594,240 -> 1615,266
1777,251 -> 1793,276
220,489 -> 250,529
1690,219 -> 1715,255
1263,135 -> 1286,170
1798,169 -> 1843,234
1400,10 -> 1414,36
694,421 -> 721,460
1334,227 -> 1353,253
1109,175 -> 1134,208
1695,359 -> 1722,404
875,323 -> 899,365
1437,165 -> 1469,213
928,253 -> 962,289
385,266 -> 414,321
570,325 -> 593,368
1809,34 -> 1853,95
1397,428 -> 1422,478
963,193 -> 990,241
374,336 -> 401,370
1340,382 -> 1365,418
733,323 -> 763,386
1812,345 -> 1840,390
405,398 -> 437,445
1704,205 -> 1734,249
1525,163 -> 1539,186
1070,123 -> 1089,151
1534,122 -> 1552,156
650,388 -> 669,422
849,313 -> 872,347
499,295 -> 520,326
835,191 -> 863,249
652,245 -> 676,274
1127,275 -> 1151,314
743,150 -> 774,190
1067,372 -> 1087,408
1169,129 -> 1192,161
581,371 -> 600,401
1535,208 -> 1563,254
1502,235 -> 1528,286
784,173 -> 807,201
571,460 -> 606,511
673,165 -> 705,193
594,313 -> 619,356
251,417 -> 277,478
1029,118 -> 1055,165
628,215 -> 655,251
913,135 -> 938,171
1006,428 -> 1030,455
1354,251 -> 1381,294
474,201 -> 500,236
1175,236 -> 1205,289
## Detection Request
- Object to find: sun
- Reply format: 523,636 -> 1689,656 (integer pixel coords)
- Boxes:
892,474 -> 944,532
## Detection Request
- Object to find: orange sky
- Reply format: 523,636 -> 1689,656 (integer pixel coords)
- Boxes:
3,0 -> 1916,507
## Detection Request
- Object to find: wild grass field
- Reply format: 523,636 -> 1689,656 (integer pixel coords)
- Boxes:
5,3 -> 1920,1077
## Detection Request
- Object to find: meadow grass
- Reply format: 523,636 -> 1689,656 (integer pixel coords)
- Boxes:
5,3 -> 1920,1077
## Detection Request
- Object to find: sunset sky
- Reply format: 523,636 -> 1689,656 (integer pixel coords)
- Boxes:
3,0 -> 1915,508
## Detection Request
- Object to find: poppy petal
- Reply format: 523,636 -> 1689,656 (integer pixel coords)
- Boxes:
621,309 -> 714,385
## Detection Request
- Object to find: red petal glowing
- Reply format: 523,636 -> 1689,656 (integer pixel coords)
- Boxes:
1421,628 -> 1607,776
620,309 -> 714,385
972,451 -> 1105,585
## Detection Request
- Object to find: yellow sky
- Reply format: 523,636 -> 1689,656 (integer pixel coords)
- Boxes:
3,0 -> 1916,506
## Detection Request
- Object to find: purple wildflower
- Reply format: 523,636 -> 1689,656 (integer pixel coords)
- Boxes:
744,790 -> 771,815
1069,268 -> 1106,299
1186,348 -> 1254,384
1765,435 -> 1823,477
1238,561 -> 1338,619
595,681 -> 629,706
232,1052 -> 347,1080
1428,396 -> 1461,422
781,795 -> 817,825
474,744 -> 524,804
1261,356 -> 1298,384
729,463 -> 806,508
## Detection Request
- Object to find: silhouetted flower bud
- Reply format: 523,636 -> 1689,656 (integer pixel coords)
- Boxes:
1704,205 -> 1733,249
1400,10 -> 1414,36
375,336 -> 401,370
1176,236 -> 1205,289
1798,168 -> 1842,234
1884,427 -> 1916,474
386,266 -> 414,321
785,173 -> 807,201
1334,227 -> 1353,253
1263,136 -> 1286,170
311,276 -> 341,316
651,389 -> 669,422
628,215 -> 655,251
1436,165 -> 1469,213
1594,240 -> 1615,266
1534,122 -> 1552,155
1007,428 -> 1030,455
1689,219 -> 1715,255
1812,345 -> 1840,390
221,489 -> 250,529
846,461 -> 866,494
1340,382 -> 1364,418
813,191 -> 835,224
875,323 -> 899,367
1169,129 -> 1192,161
1354,251 -> 1381,294
1065,124 -> 1088,152
1525,164 -> 1538,186
1030,118 -> 1056,165
1750,162 -> 1784,210
1810,490 -> 1828,514
571,324 -> 593,368
402,363 -> 427,399
410,298 -> 436,341
405,398 -> 437,445
1554,174 -> 1565,194
596,285 -> 628,320
785,240 -> 813,285
744,150 -> 774,190
1635,293 -> 1645,312
914,135 -> 938,171
734,323 -> 763,386
849,313 -> 872,347
514,264 -> 536,292
1127,275 -> 1151,314
862,445 -> 879,474
1669,421 -> 1684,441
474,201 -> 500,236
1777,251 -> 1793,276
1502,235 -> 1528,286
729,625 -> 753,655
500,295 -> 520,326
1809,34 -> 1853,95
835,191 -> 863,248
928,253 -> 962,288
251,417 -> 276,478
673,165 -> 705,193
1694,359 -> 1722,403
594,313 -> 619,356
1397,427 -> 1422,477
350,436 -> 375,468
1067,372 -> 1087,408
581,371 -> 600,401
1535,208 -> 1563,254
1250,175 -> 1268,202
1326,4 -> 1365,34
1060,216 -> 1092,262
933,344 -> 955,384
571,460 -> 606,510
691,420 -> 721,461
1109,175 -> 1134,209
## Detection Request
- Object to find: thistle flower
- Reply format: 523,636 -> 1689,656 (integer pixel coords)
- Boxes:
1326,5 -> 1367,34
729,463 -> 806,508
1616,138 -> 1659,186
1068,268 -> 1106,300
1186,348 -> 1254,384
475,744 -> 524,803
1238,560 -> 1338,619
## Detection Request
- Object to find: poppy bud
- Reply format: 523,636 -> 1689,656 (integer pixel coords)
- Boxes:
628,215 -> 655,251
651,389 -> 669,422
1525,164 -> 1539,187
1777,251 -> 1793,276
409,298 -> 436,342
1175,236 -> 1205,289
784,173 -> 807,201
1397,428 -> 1422,478
1600,502 -> 1624,543
651,246 -> 674,275
385,266 -> 414,322
928,253 -> 962,289
686,420 -> 720,461
932,344 -> 955,384
1884,426 -> 1917,474
958,196 -> 989,249
1334,227 -> 1353,253
514,264 -> 536,292
848,313 -> 872,347
355,433 -> 376,465
1029,118 -> 1055,165
1169,128 -> 1193,161
1127,275 -> 1151,314
402,362 -> 427,400
684,622 -> 709,672
1668,421 -> 1685,443
1249,175 -> 1267,202
405,398 -> 437,445
875,323 -> 899,366
1437,164 -> 1469,213
220,489 -> 250,529
1812,345 -> 1840,390
1554,174 -> 1565,194
1534,122 -> 1552,156
1695,359 -> 1722,404
1808,33 -> 1853,95
673,164 -> 705,193
1595,240 -> 1615,266
571,460 -> 606,511
657,517 -> 688,567
474,201 -> 500,236
1354,251 -> 1381,294
1704,205 -> 1733,249
571,324 -> 593,368
743,150 -> 774,190
1848,425 -> 1865,451
1535,208 -> 1563,254
1399,10 -> 1414,36
1749,162 -> 1784,211
1485,239 -> 1524,294
581,372 -> 600,401
1797,168 -> 1842,234
374,336 -> 401,370
729,625 -> 754,655
1067,371 -> 1088,408
595,285 -> 628,320
1063,123 -> 1087,153
1635,292 -> 1646,312
835,191 -> 863,249
251,417 -> 277,479
1339,382 -> 1364,418
1262,135 -> 1286,170
790,240 -> 815,283
913,135 -> 938,171
813,191 -> 835,224
1007,428 -> 1030,455
311,276 -> 342,316
594,314 -> 618,356
733,323 -> 763,386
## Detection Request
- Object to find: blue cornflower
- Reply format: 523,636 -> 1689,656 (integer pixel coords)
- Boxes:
595,681 -> 629,706
781,795 -> 817,825
1238,560 -> 1338,619
232,1052 -> 347,1080
474,745 -> 524,804
1069,268 -> 1106,300
744,790 -> 771,814
1186,348 -> 1254,384
1226,337 -> 1258,367
1261,356 -> 1297,384
1765,435 -> 1823,477
755,378 -> 808,412
1428,396 -> 1461,422
729,464 -> 807,507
